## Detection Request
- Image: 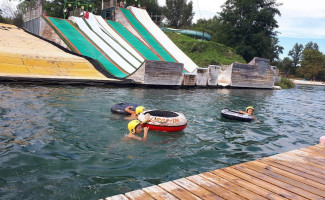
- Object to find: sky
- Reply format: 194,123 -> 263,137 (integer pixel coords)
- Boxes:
157,0 -> 325,59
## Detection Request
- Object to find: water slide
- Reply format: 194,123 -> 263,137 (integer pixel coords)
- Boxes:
94,15 -> 145,62
71,16 -> 137,74
104,20 -> 161,61
119,8 -> 176,63
130,7 -> 199,73
45,17 -> 127,78
85,13 -> 143,70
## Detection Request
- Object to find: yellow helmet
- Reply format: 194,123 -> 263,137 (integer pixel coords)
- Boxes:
128,120 -> 141,134
135,106 -> 145,115
246,106 -> 255,112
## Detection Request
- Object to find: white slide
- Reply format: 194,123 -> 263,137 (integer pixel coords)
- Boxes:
93,14 -> 145,62
70,16 -> 137,74
130,7 -> 198,73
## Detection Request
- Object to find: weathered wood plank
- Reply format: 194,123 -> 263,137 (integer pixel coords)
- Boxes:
125,189 -> 154,200
262,157 -> 325,184
214,168 -> 289,200
300,147 -> 325,159
105,194 -> 128,200
173,178 -> 224,200
287,149 -> 325,165
187,175 -> 241,199
233,164 -> 322,200
257,160 -> 325,191
142,185 -> 178,200
221,167 -> 308,199
200,172 -> 266,200
244,161 -> 325,198
159,181 -> 201,200
273,153 -> 325,172
305,146 -> 325,157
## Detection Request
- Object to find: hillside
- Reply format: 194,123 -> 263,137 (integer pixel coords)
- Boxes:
164,32 -> 245,67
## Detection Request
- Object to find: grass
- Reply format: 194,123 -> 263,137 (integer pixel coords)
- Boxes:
275,77 -> 295,89
164,32 -> 245,67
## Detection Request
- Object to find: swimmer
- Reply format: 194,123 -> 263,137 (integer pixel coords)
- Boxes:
238,106 -> 257,120
123,114 -> 151,142
124,106 -> 145,120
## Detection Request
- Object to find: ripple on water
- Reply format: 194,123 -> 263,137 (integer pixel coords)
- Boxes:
0,84 -> 324,199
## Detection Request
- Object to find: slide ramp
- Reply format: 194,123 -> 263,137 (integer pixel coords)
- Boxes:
85,13 -> 143,70
45,17 -> 127,78
94,15 -> 145,62
130,7 -> 199,73
119,8 -> 176,63
71,16 -> 136,74
105,20 -> 161,61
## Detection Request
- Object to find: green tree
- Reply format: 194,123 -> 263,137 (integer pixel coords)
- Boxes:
218,0 -> 282,62
191,16 -> 223,42
288,43 -> 303,74
298,43 -> 325,81
162,0 -> 194,28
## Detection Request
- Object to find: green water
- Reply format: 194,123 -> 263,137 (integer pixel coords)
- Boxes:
0,84 -> 324,199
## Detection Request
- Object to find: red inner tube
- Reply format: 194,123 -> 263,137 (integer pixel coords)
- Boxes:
143,124 -> 187,132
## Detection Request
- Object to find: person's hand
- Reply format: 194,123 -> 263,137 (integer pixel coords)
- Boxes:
144,113 -> 151,122
143,127 -> 149,133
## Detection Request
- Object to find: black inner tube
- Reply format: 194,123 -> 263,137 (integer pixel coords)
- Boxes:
145,110 -> 179,117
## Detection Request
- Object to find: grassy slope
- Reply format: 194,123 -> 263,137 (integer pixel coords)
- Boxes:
164,32 -> 245,67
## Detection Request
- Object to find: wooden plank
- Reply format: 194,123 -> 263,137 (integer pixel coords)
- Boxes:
158,181 -> 201,200
187,175 -> 242,200
222,167 -> 308,200
258,159 -> 325,190
263,157 -> 325,184
200,172 -> 266,200
273,153 -> 325,172
287,150 -> 325,165
173,178 -> 224,200
214,168 -> 289,200
233,164 -> 322,200
315,144 -> 325,149
300,147 -> 325,159
125,189 -> 154,200
142,185 -> 178,200
104,194 -> 128,200
244,161 -> 325,198
305,146 -> 325,157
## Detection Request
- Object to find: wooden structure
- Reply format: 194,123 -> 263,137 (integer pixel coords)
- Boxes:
104,144 -> 325,199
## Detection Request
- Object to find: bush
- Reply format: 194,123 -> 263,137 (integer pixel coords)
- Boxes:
275,77 -> 295,89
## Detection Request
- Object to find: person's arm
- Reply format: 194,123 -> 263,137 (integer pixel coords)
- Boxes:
141,113 -> 151,125
238,110 -> 245,114
125,106 -> 135,115
141,127 -> 149,142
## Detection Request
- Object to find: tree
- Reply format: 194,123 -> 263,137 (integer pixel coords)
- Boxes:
298,43 -> 325,81
162,0 -> 194,28
218,0 -> 282,62
191,16 -> 223,42
287,43 -> 303,75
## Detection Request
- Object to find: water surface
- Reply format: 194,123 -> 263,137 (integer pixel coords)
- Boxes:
0,84 -> 324,199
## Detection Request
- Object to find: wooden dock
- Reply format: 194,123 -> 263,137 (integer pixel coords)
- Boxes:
104,144 -> 325,200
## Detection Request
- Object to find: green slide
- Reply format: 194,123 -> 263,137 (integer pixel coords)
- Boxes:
107,21 -> 160,61
46,17 -> 127,78
120,8 -> 175,62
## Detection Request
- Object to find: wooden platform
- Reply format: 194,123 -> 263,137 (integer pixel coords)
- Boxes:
104,144 -> 325,200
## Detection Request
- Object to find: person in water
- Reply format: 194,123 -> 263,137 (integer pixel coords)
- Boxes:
124,116 -> 150,142
125,106 -> 145,120
239,106 -> 257,120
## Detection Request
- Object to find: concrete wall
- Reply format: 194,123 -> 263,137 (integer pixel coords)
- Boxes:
208,65 -> 220,86
218,64 -> 232,86
231,62 -> 274,88
129,60 -> 183,85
